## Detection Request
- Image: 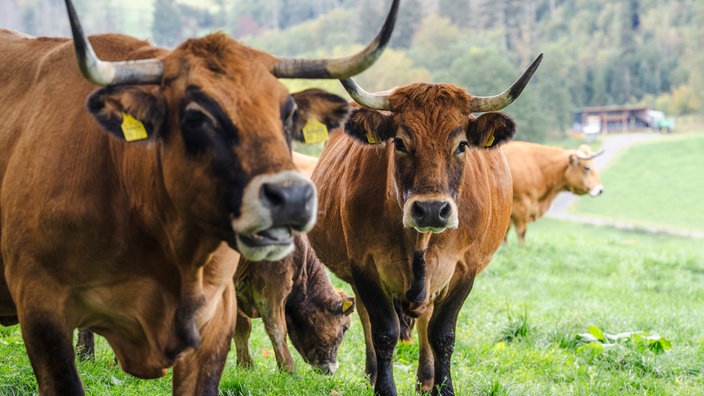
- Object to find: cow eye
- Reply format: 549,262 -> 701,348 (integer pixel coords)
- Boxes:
584,166 -> 591,172
182,109 -> 207,128
394,138 -> 407,153
456,141 -> 469,155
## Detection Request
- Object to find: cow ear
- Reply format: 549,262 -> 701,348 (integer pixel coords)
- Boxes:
344,107 -> 395,145
569,153 -> 579,166
87,86 -> 166,142
291,88 -> 350,144
335,291 -> 355,316
467,112 -> 516,148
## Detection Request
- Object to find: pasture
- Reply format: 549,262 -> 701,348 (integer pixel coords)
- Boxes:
1,134 -> 703,395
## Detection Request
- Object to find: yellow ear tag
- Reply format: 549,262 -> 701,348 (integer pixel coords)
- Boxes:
302,118 -> 329,144
365,132 -> 383,144
342,299 -> 353,312
121,113 -> 148,142
484,135 -> 495,147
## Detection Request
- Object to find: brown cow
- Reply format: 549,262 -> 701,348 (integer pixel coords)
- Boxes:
502,141 -> 604,244
0,0 -> 398,394
234,235 -> 354,375
308,56 -> 543,395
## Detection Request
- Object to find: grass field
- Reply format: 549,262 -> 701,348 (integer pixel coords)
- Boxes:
572,132 -> 704,232
1,134 -> 703,395
1,218 -> 703,395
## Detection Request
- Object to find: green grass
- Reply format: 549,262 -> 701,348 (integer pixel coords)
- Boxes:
1,219 -> 703,395
572,132 -> 704,232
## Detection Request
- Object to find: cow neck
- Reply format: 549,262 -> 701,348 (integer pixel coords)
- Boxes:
106,138 -> 220,268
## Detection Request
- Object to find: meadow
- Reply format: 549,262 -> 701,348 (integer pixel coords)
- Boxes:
1,133 -> 703,395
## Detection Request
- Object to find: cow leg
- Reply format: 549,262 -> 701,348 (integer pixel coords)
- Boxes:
353,294 -> 377,385
76,328 -> 95,361
259,298 -> 295,373
234,310 -> 254,368
427,275 -> 475,396
352,266 -> 399,396
172,286 -> 236,396
415,304 -> 435,393
18,308 -> 84,395
514,221 -> 528,245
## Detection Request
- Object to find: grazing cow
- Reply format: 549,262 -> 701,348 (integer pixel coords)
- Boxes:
502,141 -> 604,244
308,56 -> 543,395
234,235 -> 354,375
0,0 -> 399,394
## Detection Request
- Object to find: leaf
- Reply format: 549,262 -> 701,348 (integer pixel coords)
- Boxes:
588,325 -> 606,342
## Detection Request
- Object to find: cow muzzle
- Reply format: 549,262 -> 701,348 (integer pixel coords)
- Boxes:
403,195 -> 458,233
231,170 -> 317,261
589,184 -> 604,197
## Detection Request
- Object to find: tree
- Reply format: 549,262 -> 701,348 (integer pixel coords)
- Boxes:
152,0 -> 182,48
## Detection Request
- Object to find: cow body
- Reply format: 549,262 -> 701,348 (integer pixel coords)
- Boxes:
308,53 -> 541,394
0,0 -> 396,390
234,235 -> 354,374
502,141 -> 603,244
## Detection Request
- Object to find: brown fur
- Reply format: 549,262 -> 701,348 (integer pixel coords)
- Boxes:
502,141 -> 603,244
234,235 -> 354,374
309,83 -> 517,395
0,29 -> 349,395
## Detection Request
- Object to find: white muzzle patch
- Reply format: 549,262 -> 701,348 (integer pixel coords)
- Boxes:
230,170 -> 317,261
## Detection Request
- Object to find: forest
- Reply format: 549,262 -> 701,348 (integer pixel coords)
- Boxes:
2,0 -> 702,142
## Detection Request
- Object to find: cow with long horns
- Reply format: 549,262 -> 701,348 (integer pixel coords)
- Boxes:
0,0 -> 399,394
502,141 -> 604,244
307,56 -> 543,395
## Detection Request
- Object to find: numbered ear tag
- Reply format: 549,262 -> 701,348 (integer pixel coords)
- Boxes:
342,299 -> 353,312
302,118 -> 329,144
365,132 -> 383,144
121,113 -> 148,142
484,135 -> 495,147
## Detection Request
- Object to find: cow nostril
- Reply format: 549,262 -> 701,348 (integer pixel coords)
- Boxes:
261,182 -> 285,209
439,202 -> 451,220
412,201 -> 425,219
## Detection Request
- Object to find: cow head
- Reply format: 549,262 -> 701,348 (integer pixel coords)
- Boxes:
565,144 -> 604,196
64,0 -> 398,261
339,55 -> 543,234
285,289 -> 354,375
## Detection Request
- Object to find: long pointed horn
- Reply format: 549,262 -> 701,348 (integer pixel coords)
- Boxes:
577,148 -> 605,160
64,0 -> 163,86
273,0 -> 399,79
340,78 -> 391,110
470,54 -> 543,113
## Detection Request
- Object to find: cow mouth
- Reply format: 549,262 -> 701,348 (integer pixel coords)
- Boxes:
238,227 -> 293,247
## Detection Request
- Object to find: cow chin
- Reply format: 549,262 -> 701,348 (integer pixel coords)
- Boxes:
235,235 -> 294,261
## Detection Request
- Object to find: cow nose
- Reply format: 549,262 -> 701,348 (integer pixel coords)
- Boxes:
411,200 -> 451,228
260,180 -> 316,230
589,184 -> 604,197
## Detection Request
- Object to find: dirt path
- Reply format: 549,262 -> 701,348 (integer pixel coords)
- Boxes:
545,132 -> 704,239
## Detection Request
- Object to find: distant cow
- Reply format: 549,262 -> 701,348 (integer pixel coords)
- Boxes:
0,0 -> 398,394
234,235 -> 354,375
502,141 -> 604,244
308,56 -> 542,395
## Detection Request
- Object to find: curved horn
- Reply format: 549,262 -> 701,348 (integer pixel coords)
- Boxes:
577,148 -> 605,160
64,0 -> 163,86
340,78 -> 391,110
470,53 -> 543,113
273,0 -> 399,79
